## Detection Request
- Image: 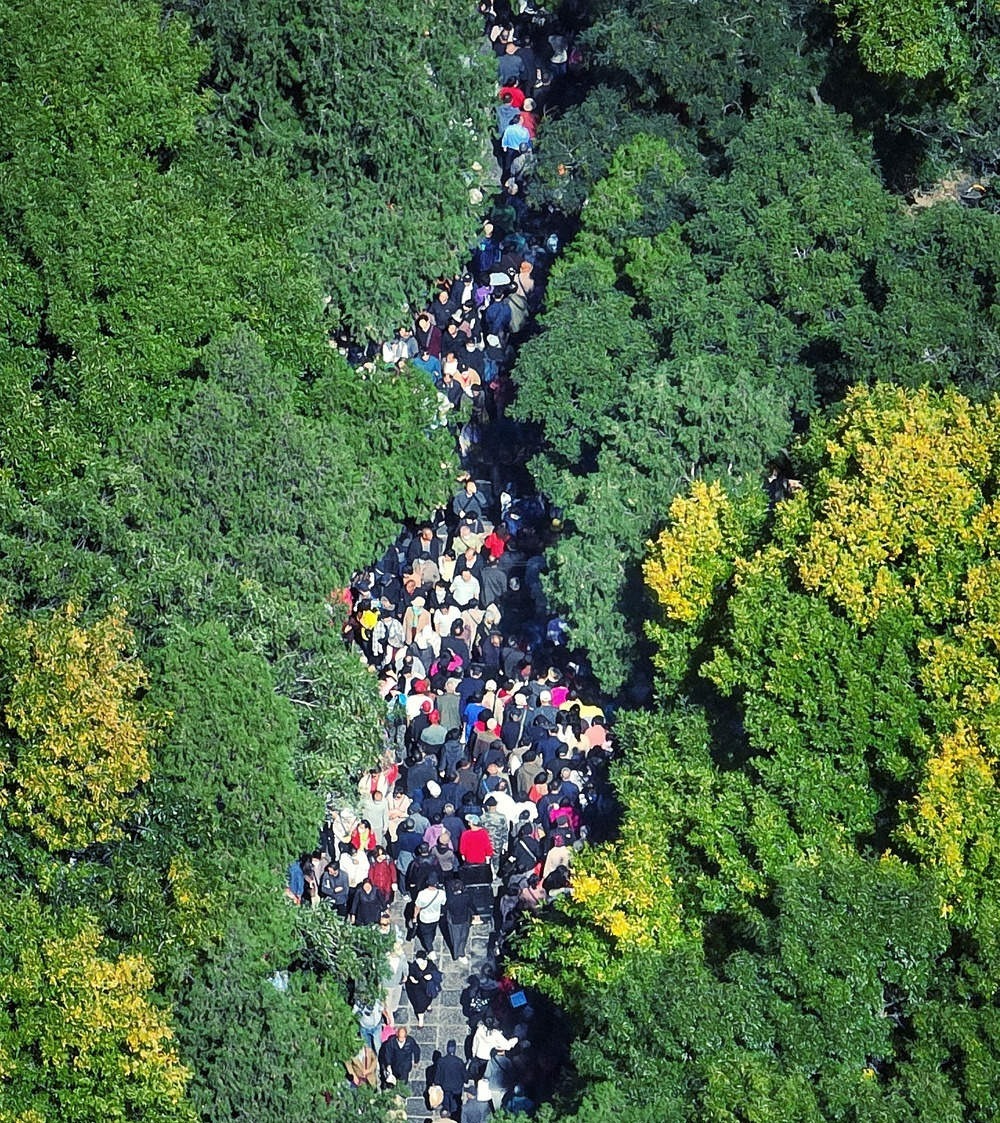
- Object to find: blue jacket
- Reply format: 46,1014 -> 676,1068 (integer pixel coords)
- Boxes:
501,121 -> 531,152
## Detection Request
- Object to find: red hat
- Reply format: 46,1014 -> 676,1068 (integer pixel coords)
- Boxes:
429,711 -> 440,724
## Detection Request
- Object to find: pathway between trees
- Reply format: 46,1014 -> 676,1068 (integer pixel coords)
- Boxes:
318,4 -> 609,1120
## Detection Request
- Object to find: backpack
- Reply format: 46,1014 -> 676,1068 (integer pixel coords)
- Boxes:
474,240 -> 501,274
426,967 -> 443,999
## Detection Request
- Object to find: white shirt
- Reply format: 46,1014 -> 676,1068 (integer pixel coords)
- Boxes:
451,574 -> 481,607
472,1024 -> 519,1060
341,850 -> 370,888
414,884 -> 447,923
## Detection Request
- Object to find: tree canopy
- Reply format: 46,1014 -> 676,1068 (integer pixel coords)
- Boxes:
4,0 -> 1000,1115
170,0 -> 494,335
0,603 -> 151,853
518,384 -> 1000,1122
515,99 -> 1000,690
0,895 -> 194,1123
0,1 -> 458,1118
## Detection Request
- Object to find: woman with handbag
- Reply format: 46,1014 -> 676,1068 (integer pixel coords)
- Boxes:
405,949 -> 443,1028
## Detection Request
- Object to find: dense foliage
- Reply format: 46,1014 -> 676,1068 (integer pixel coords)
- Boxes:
0,894 -> 194,1123
518,385 -> 1000,1122
518,98 -> 1000,691
169,0 -> 494,336
4,0 -> 1000,1115
0,0 -> 458,1118
512,3 -> 1000,1118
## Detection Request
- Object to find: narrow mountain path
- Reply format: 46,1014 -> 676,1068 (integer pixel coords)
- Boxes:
333,5 -> 602,1120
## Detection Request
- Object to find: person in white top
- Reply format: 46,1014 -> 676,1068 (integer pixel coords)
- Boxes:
486,781 -> 519,825
471,1018 -> 519,1061
413,874 -> 447,953
341,845 -> 370,889
450,568 -> 481,608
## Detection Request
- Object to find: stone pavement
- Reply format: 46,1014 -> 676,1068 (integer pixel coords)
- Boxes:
388,900 -> 495,1122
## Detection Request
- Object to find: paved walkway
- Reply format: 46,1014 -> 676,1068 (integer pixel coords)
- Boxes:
388,900 -> 494,1120
340,8 -> 589,1119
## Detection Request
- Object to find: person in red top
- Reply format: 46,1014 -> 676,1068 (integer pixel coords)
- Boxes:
458,816 -> 495,864
414,310 -> 443,357
351,819 -> 378,853
527,772 -> 549,804
483,525 -> 508,561
498,84 -> 525,109
368,845 -> 398,903
519,97 -> 538,141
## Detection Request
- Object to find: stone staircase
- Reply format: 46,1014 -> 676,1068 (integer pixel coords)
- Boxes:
387,901 -> 495,1121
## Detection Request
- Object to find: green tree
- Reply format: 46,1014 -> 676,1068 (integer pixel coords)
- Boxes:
172,918 -> 355,1123
0,0 -> 335,491
98,623 -> 358,1123
172,0 -> 495,335
530,87 -> 696,215
0,894 -> 195,1123
579,0 -> 824,141
115,329 -> 447,786
517,384 -> 1000,1122
514,105 -> 895,689
828,0 -> 974,81
517,94 -> 1000,692
0,2 -> 473,1121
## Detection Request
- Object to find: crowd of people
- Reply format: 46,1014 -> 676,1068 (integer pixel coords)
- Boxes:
286,2 -> 606,1118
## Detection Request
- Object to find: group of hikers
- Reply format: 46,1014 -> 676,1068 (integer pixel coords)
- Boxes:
286,2 -> 603,1118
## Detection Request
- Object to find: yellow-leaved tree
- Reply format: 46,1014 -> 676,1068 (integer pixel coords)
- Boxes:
796,385 -> 1000,627
521,385 -> 1000,1012
0,893 -> 194,1123
644,479 -> 744,626
0,603 -> 152,851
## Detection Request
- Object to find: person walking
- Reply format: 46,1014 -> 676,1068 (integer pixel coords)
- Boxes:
444,876 -> 474,963
434,1039 -> 469,1119
380,1025 -> 421,1086
345,1043 -> 379,1088
367,844 -> 398,903
350,877 -> 387,926
405,948 -> 443,1028
471,1017 -> 518,1068
318,859 -> 349,916
383,936 -> 407,1027
413,871 -> 448,952
461,1082 -> 492,1123
485,1046 -> 515,1111
353,997 -> 384,1054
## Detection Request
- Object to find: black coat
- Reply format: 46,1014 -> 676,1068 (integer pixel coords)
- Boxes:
435,1052 -> 468,1093
380,1034 -> 421,1079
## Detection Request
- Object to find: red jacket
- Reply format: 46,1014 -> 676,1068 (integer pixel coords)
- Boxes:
351,826 -> 377,852
368,856 -> 397,899
459,826 -> 494,864
499,85 -> 525,109
483,529 -> 507,560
